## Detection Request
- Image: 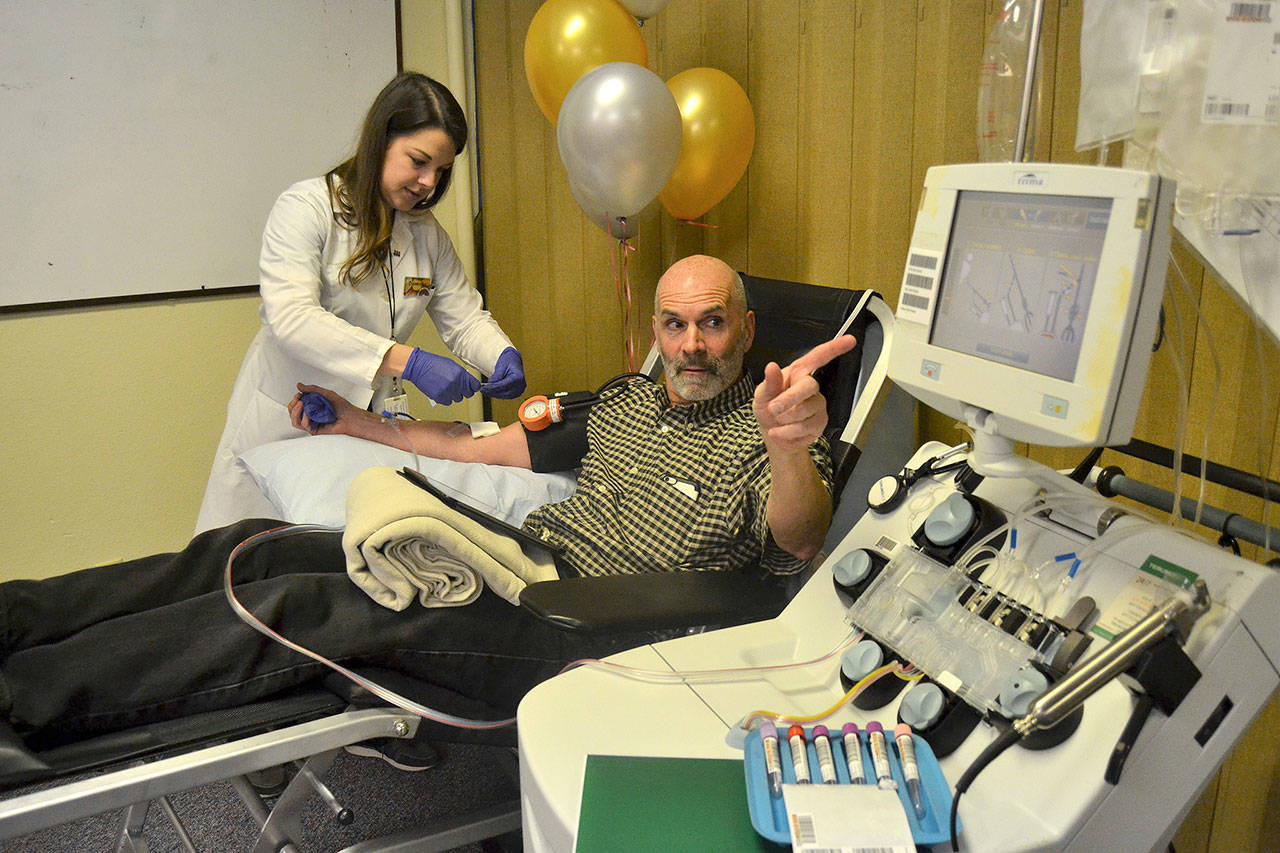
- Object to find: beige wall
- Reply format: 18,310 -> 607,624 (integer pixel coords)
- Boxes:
471,1 -> 1280,850
0,0 -> 476,579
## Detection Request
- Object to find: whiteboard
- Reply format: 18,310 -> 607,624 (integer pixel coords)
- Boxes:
0,0 -> 397,308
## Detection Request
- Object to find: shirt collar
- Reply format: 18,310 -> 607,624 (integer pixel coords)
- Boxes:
654,373 -> 754,425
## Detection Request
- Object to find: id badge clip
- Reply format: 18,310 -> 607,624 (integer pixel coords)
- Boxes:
384,378 -> 410,416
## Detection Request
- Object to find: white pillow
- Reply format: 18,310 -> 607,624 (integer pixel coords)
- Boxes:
238,434 -> 579,529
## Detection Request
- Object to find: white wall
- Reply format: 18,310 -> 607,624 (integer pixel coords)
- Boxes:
0,0 -> 480,579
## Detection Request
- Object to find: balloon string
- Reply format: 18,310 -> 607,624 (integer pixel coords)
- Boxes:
603,216 -> 638,372
619,238 -> 636,371
678,219 -> 721,229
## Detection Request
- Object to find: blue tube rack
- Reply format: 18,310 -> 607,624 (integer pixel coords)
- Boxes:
742,724 -> 958,846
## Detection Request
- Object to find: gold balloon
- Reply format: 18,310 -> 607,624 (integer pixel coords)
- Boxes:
660,68 -> 755,221
524,0 -> 648,125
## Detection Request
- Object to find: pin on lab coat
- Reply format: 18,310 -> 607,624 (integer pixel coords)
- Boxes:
195,177 -> 513,534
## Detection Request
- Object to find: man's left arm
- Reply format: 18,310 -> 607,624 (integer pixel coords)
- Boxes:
753,335 -> 858,561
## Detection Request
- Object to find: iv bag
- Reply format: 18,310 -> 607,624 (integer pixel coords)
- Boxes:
1076,0 -> 1158,150
978,0 -> 1042,162
1152,0 -> 1280,197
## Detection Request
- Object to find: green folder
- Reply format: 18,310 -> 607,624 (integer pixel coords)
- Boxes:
575,754 -> 784,851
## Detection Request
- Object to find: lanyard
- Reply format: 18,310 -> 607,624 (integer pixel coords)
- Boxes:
381,246 -> 396,340
382,243 -> 402,397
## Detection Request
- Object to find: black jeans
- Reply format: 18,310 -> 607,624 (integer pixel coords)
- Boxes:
0,519 -> 644,736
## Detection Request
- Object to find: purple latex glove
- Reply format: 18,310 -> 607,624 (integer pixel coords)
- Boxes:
479,347 -> 526,399
402,347 -> 480,404
299,392 -> 336,425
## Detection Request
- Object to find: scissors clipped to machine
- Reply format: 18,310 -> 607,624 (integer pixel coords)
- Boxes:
867,443 -> 971,514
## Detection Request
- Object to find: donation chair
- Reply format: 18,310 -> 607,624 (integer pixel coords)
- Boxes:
0,275 -> 904,852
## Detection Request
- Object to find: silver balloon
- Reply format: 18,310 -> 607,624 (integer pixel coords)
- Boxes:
557,61 -> 682,221
619,0 -> 670,20
569,176 -> 639,240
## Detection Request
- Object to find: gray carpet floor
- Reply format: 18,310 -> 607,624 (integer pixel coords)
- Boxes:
0,740 -> 521,852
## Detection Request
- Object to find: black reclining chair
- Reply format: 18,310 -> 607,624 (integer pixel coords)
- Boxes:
521,274 -> 894,633
0,275 -> 901,852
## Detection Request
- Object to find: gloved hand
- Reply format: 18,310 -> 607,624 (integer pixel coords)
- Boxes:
299,392 -> 337,425
402,347 -> 480,404
480,347 -> 526,399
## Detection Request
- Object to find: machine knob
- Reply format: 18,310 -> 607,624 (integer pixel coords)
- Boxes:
840,640 -> 885,682
899,681 -> 947,730
923,493 -> 977,547
833,550 -> 874,589
999,666 -> 1050,717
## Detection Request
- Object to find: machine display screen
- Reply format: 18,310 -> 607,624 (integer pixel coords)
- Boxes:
929,190 -> 1112,382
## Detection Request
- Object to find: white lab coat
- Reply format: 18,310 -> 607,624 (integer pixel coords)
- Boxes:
195,177 -> 513,534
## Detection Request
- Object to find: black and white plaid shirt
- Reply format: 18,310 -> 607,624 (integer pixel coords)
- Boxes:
521,375 -> 833,577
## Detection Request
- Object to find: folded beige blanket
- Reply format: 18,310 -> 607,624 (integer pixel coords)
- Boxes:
343,466 -> 559,610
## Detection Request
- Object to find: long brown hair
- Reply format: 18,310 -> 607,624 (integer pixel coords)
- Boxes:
327,73 -> 468,287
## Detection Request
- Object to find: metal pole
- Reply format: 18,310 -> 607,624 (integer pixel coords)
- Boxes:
1013,0 -> 1045,162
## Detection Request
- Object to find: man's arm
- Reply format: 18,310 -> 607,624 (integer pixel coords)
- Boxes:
753,335 -> 858,561
289,382 -> 532,469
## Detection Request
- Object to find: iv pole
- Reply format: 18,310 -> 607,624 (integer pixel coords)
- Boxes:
1012,0 -> 1045,163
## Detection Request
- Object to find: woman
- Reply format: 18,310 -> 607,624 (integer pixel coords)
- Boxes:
196,72 -> 524,534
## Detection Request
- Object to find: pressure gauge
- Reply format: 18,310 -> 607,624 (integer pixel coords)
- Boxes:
519,395 -> 553,431
868,474 -> 907,513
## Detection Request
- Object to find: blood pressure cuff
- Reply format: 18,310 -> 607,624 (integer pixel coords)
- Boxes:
524,390 -> 595,473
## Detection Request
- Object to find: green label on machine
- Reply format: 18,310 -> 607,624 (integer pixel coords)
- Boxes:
1090,556 -> 1200,641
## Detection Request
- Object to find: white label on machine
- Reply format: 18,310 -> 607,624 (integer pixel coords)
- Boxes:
1092,556 -> 1200,640
897,249 -> 943,323
783,783 -> 914,853
1200,1 -> 1280,125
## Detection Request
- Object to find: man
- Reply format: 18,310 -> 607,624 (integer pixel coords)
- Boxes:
293,254 -> 854,574
0,256 -> 854,743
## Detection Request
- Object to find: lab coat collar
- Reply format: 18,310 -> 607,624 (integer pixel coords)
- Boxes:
390,211 -> 416,270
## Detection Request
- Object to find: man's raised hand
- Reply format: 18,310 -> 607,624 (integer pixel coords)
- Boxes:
752,335 -> 858,452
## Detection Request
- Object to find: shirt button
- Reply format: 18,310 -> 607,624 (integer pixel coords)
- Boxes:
629,466 -> 638,474
661,425 -> 670,433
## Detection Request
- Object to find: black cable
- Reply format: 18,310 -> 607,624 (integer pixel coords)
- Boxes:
1069,446 -> 1105,484
1115,437 -> 1280,505
542,372 -> 656,416
594,371 -> 653,395
950,726 -> 1021,851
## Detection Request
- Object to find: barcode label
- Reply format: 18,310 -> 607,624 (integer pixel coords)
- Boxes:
903,272 -> 935,292
1228,2 -> 1272,22
907,252 -> 938,271
793,813 -> 818,845
1205,100 -> 1251,116
783,809 -> 906,845
900,292 -> 930,310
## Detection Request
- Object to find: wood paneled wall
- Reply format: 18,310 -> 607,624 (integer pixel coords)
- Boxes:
471,1 -> 1280,848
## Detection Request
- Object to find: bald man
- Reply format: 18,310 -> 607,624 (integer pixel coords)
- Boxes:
0,256 -> 855,746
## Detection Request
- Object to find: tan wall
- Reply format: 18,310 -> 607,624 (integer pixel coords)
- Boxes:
471,1 -> 1280,849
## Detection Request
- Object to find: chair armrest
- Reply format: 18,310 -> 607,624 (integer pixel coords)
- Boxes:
518,571 -> 790,634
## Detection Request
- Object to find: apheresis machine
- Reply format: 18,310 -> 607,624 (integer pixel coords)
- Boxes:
517,162 -> 1280,851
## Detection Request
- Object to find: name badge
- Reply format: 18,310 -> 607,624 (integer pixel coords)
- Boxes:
404,276 -> 433,296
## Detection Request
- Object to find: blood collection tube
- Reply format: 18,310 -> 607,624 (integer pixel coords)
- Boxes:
865,721 -> 897,790
787,724 -> 811,784
841,722 -> 865,784
759,722 -> 783,796
811,725 -> 838,784
894,723 -> 927,818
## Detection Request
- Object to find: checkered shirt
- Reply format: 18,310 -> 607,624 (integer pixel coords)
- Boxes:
520,375 -> 833,577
